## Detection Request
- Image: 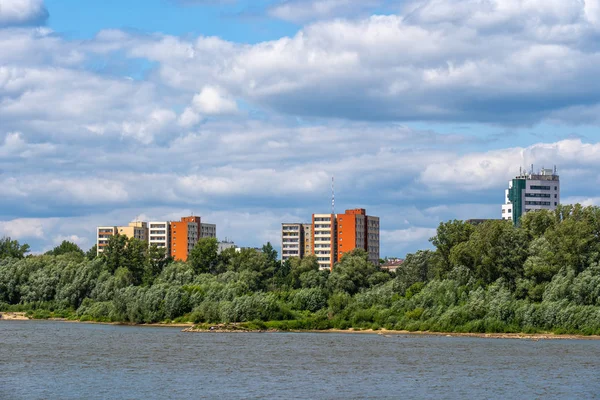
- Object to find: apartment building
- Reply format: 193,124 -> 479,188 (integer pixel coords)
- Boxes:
502,167 -> 560,226
281,209 -> 380,269
149,221 -> 170,253
170,216 -> 201,261
337,209 -> 380,265
312,213 -> 336,271
303,223 -> 313,257
281,223 -> 304,261
96,221 -> 148,255
96,226 -> 117,254
201,223 -> 217,239
118,221 -> 149,241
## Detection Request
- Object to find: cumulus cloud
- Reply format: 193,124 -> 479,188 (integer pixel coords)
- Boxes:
0,0 -> 48,27
420,139 -> 600,191
0,218 -> 48,239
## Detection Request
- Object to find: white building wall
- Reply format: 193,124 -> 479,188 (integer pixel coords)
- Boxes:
149,221 -> 170,254
313,214 -> 335,270
282,223 -> 302,261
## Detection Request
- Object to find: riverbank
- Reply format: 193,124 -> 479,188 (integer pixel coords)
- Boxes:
181,323 -> 600,340
0,312 -> 29,320
3,315 -> 599,340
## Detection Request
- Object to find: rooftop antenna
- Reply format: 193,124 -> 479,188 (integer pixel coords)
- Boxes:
554,165 -> 557,175
531,164 -> 534,174
331,176 -> 335,215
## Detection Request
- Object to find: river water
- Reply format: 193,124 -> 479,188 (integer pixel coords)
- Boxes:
1,321 -> 599,399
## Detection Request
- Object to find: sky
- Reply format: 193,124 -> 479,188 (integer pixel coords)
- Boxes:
2,0 -> 600,257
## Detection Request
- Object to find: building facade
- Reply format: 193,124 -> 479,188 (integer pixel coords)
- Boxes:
170,216 -> 201,261
97,221 -> 149,255
281,223 -> 304,261
96,226 -> 117,254
149,221 -> 170,253
281,209 -> 380,270
502,168 -> 560,226
201,223 -> 217,239
302,223 -> 313,257
337,209 -> 380,265
312,213 -> 336,270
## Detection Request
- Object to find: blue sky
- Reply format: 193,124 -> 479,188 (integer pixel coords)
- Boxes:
2,0 -> 600,256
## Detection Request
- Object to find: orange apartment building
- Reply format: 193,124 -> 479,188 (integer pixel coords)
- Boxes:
170,216 -> 201,261
336,209 -> 380,265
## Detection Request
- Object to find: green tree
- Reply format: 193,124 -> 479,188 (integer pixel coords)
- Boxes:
144,245 -> 170,286
103,234 -> 128,273
86,245 -> 98,260
188,237 -> 219,274
430,220 -> 474,278
0,237 -> 30,260
124,238 -> 148,285
327,249 -> 379,295
46,240 -> 84,257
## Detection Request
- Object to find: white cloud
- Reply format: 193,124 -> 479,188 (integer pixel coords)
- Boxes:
0,218 -> 49,239
0,0 -> 48,27
191,86 -> 238,115
420,139 -> 600,190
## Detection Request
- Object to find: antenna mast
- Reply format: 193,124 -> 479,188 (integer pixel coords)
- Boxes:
331,176 -> 335,215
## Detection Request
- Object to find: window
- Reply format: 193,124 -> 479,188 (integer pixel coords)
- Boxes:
555,202 -> 558,206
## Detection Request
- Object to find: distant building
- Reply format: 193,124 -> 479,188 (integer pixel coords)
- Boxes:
312,213 -> 337,271
218,240 -> 237,254
149,221 -> 170,253
201,223 -> 217,239
337,208 -> 380,266
96,226 -> 117,254
170,216 -> 201,261
281,223 -> 305,261
97,221 -> 148,255
97,214 -> 216,259
381,258 -> 404,272
502,167 -> 560,225
303,223 -> 313,257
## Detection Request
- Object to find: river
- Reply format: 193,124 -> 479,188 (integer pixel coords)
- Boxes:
1,321 -> 599,399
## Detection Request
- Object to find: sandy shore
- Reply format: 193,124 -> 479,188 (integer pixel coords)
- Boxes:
3,316 -> 598,340
0,312 -> 29,320
313,328 -> 600,340
182,325 -> 600,340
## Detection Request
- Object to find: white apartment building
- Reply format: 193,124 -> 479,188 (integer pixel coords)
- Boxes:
502,167 -> 560,225
313,214 -> 336,270
149,221 -> 170,253
281,223 -> 303,261
201,223 -> 217,238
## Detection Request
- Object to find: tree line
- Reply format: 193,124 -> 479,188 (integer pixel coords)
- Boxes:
1,203 -> 600,334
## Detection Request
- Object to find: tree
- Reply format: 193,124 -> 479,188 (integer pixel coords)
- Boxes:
144,245 -> 171,286
188,237 -> 219,274
0,237 -> 30,260
46,240 -> 84,257
327,249 -> 379,295
103,234 -> 128,273
124,238 -> 149,285
430,220 -> 474,278
86,245 -> 98,260
449,220 -> 529,286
